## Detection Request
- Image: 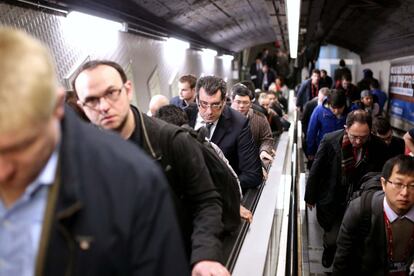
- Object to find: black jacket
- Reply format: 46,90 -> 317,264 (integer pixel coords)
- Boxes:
305,130 -> 388,230
129,106 -> 224,265
333,191 -> 414,275
39,108 -> 189,276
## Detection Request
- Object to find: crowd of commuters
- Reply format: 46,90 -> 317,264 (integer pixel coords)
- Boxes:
298,58 -> 414,274
3,26 -> 414,276
0,28 -> 290,276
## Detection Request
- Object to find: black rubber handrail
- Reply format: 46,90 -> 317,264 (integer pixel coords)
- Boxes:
222,139 -> 279,272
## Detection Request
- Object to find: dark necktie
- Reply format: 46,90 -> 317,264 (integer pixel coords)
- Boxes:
205,122 -> 213,139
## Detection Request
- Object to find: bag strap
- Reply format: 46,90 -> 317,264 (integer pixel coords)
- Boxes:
358,191 -> 375,238
137,109 -> 157,159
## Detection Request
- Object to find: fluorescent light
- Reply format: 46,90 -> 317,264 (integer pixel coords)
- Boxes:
67,11 -> 123,32
63,11 -> 123,53
286,0 -> 301,59
220,54 -> 234,61
163,38 -> 189,66
166,37 -> 190,50
202,48 -> 218,57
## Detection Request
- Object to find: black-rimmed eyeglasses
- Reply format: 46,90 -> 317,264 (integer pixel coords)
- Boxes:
197,99 -> 223,110
80,84 -> 125,110
386,179 -> 414,191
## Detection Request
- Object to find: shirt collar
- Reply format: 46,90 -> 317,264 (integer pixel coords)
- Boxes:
195,112 -> 218,130
384,197 -> 414,223
24,145 -> 60,199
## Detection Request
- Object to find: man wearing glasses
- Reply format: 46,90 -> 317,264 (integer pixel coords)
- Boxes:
186,76 -> 263,190
334,155 -> 414,275
73,61 -> 229,276
305,110 -> 388,268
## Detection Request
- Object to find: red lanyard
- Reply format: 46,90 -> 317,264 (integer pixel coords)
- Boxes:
384,211 -> 414,262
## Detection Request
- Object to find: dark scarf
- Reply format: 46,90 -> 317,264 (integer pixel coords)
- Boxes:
341,132 -> 369,174
341,131 -> 355,174
342,131 -> 370,201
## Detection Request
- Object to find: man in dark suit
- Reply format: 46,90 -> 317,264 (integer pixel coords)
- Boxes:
249,54 -> 263,89
305,110 -> 389,268
334,155 -> 414,275
373,117 -> 405,158
186,76 -> 263,190
170,74 -> 197,109
319,69 -> 333,89
257,63 -> 277,91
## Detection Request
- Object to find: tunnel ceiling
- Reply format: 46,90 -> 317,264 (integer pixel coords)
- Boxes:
14,0 -> 289,54
303,0 -> 414,63
12,0 -> 414,62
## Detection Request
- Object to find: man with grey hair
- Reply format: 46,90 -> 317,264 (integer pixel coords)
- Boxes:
186,76 -> 263,190
0,27 -> 189,275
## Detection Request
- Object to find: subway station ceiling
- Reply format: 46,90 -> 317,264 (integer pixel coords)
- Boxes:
9,0 -> 414,62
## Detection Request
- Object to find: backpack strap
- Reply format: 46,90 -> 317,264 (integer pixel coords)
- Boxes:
137,109 -> 157,159
358,191 -> 375,238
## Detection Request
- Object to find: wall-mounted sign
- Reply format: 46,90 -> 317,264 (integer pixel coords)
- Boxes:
388,63 -> 414,131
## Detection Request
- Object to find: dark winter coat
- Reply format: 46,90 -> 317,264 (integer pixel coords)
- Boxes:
38,108 -> 190,276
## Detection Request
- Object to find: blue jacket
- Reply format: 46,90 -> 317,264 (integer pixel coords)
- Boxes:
306,102 -> 346,156
170,95 -> 188,109
371,89 -> 387,113
296,78 -> 314,109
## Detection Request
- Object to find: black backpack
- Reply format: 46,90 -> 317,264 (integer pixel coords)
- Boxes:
158,123 -> 242,232
347,172 -> 383,237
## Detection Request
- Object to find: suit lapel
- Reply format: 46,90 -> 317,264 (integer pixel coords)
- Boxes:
211,106 -> 232,145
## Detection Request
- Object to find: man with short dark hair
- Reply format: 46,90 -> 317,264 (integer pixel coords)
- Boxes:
249,54 -> 263,89
257,63 -> 276,91
186,76 -> 263,190
336,72 -> 359,107
296,69 -> 321,111
230,83 -> 275,164
305,110 -> 389,268
333,59 -> 352,86
373,117 -> 405,158
334,155 -> 414,275
0,27 -> 189,276
73,61 -> 229,276
170,74 -> 197,109
319,69 -> 333,89
306,89 -> 347,160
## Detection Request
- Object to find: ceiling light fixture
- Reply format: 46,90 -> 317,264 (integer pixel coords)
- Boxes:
202,48 -> 218,57
286,0 -> 301,59
67,11 -> 124,32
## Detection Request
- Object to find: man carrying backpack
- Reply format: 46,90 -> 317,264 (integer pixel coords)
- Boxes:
333,155 -> 414,275
73,60 -> 229,276
305,110 -> 388,268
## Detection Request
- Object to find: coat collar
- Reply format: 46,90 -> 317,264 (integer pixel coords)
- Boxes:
57,107 -> 85,219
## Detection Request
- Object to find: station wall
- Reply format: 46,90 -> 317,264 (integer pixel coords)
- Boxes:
0,3 -> 234,112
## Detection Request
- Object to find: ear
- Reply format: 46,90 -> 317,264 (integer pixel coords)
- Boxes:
381,176 -> 387,192
54,87 -> 65,121
124,80 -> 134,102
